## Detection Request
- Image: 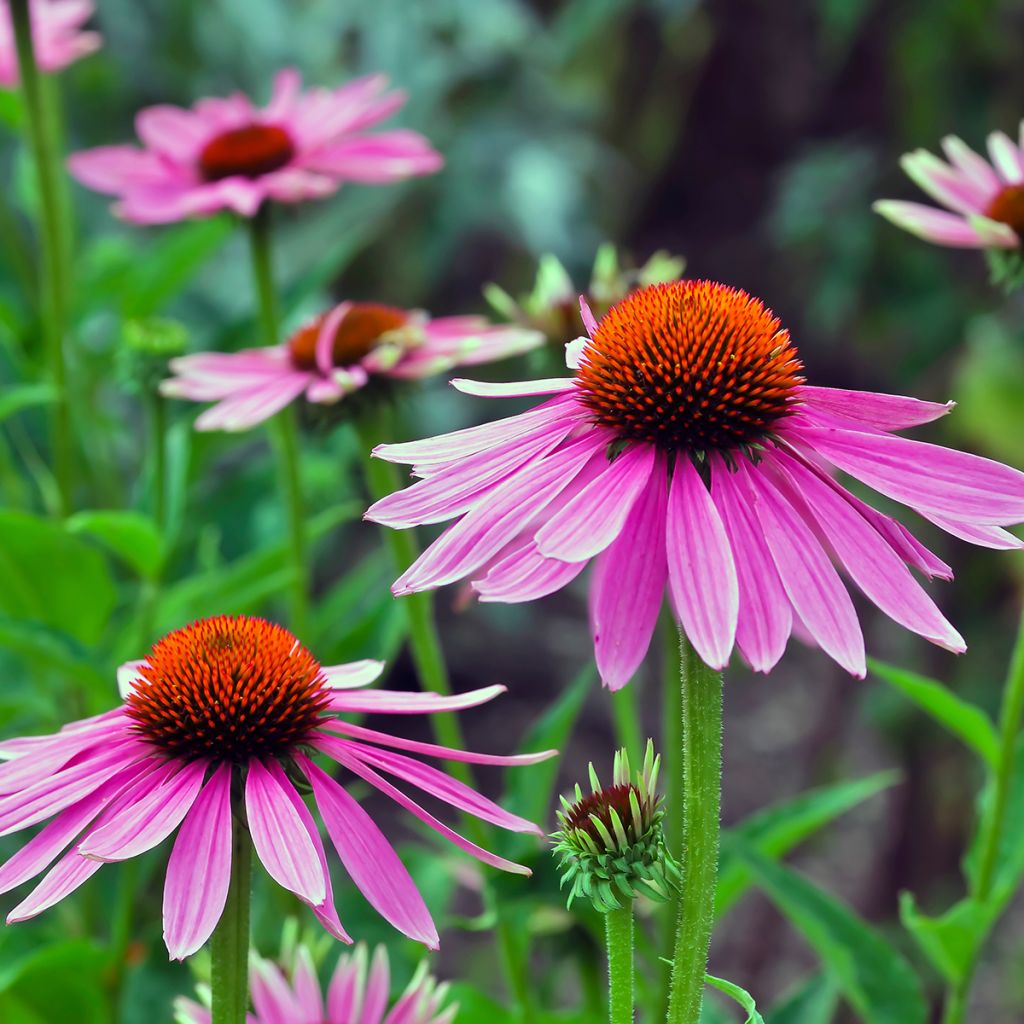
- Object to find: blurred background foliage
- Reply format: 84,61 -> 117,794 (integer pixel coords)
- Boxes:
2,0 -> 1024,1021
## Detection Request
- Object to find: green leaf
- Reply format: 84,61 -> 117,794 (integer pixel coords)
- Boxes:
705,974 -> 766,1023
506,663 -> 594,830
0,940 -> 110,1024
899,892 -> 992,984
0,510 -> 116,645
442,984 -> 516,1024
868,658 -> 999,766
0,617 -> 108,696
729,838 -> 927,1024
717,772 -> 898,917
155,504 -> 359,632
0,383 -> 56,425
767,974 -> 839,1024
66,510 -> 165,579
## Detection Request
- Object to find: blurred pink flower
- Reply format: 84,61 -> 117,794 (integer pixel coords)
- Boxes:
175,943 -> 455,1024
366,280 -> 1024,689
160,300 -> 544,432
0,615 -> 550,959
0,0 -> 100,86
874,128 -> 1024,248
67,68 -> 442,223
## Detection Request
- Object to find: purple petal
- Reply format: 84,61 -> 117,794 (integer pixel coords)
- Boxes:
450,377 -> 575,398
7,847 -> 104,923
163,763 -> 233,960
589,455 -> 668,689
665,458 -> 739,670
796,386 -> 953,431
245,759 -> 326,906
328,683 -> 506,716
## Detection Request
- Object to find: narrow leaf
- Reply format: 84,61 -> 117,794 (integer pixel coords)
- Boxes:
66,511 -> 165,579
899,892 -> 992,984
767,973 -> 839,1024
706,974 -> 766,1023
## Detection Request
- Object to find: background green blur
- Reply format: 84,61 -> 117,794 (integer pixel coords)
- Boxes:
2,0 -> 1024,1021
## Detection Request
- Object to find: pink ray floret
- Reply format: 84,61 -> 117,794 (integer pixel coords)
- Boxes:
0,615 -> 552,959
67,67 -> 442,223
160,299 -> 544,432
874,126 -> 1024,248
365,281 -> 1024,689
0,0 -> 101,86
175,942 -> 456,1024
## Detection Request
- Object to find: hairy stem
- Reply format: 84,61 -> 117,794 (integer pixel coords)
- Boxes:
210,809 -> 252,1024
605,902 -> 636,1024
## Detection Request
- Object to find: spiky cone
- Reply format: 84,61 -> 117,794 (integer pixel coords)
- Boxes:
552,740 -> 678,914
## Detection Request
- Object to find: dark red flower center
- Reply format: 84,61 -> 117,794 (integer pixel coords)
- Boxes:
124,616 -> 330,763
288,303 -> 408,371
566,783 -> 642,844
575,280 -> 805,451
197,124 -> 296,182
985,184 -> 1024,237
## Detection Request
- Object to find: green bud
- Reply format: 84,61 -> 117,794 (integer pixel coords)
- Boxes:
552,739 -> 678,913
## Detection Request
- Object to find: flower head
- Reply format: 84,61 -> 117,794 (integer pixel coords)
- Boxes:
0,615 -> 552,958
366,279 -> 1024,688
175,942 -> 455,1024
484,244 -> 685,346
553,741 -> 676,912
160,300 -> 544,432
67,68 -> 442,224
874,127 -> 1024,256
0,0 -> 100,87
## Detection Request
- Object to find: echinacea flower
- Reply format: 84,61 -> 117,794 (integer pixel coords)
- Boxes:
67,68 -> 442,224
0,615 -> 551,958
874,127 -> 1024,250
366,280 -> 1024,688
175,943 -> 455,1024
485,244 -> 685,346
160,300 -> 544,432
0,0 -> 100,87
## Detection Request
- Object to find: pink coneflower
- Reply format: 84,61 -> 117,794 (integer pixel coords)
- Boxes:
67,68 -> 442,224
366,280 -> 1024,689
873,128 -> 1024,249
0,0 -> 100,86
0,615 -> 550,958
175,943 -> 455,1024
159,300 -> 544,432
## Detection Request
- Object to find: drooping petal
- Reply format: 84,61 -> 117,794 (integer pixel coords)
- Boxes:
710,456 -> 792,673
589,455 -> 668,689
872,200 -> 1016,248
665,457 -> 739,670
920,511 -> 1024,550
736,463 -> 865,676
472,540 -> 586,603
328,684 -> 506,716
321,660 -> 385,689
450,377 -> 575,398
6,847 -> 104,923
796,386 -> 953,431
163,763 -> 233,960
535,443 -> 655,562
768,451 -> 965,652
245,759 -> 326,906
299,756 -> 437,948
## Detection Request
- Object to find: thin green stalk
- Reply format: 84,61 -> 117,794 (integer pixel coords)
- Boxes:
210,808 -> 252,1024
352,407 -> 537,1023
146,390 -> 168,532
941,608 -> 1024,1024
605,903 -> 635,1024
10,0 -> 73,515
246,207 -> 309,635
666,633 -> 723,1024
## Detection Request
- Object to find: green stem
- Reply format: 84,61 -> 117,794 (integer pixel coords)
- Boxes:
10,0 -> 73,515
665,633 -> 723,1024
210,808 -> 252,1024
941,607 -> 1024,1024
146,389 -> 168,532
246,207 -> 309,635
353,407 -> 537,1023
605,903 -> 635,1024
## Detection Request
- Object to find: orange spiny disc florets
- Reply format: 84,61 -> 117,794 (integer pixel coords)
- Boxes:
985,184 -> 1024,236
125,616 -> 330,763
576,281 -> 805,451
289,303 -> 409,371
198,124 -> 295,181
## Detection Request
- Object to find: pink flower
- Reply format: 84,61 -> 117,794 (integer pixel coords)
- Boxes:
175,943 -> 455,1024
0,615 -> 551,959
67,68 -> 442,224
0,0 -> 100,86
874,128 -> 1024,248
160,300 -> 544,432
366,280 -> 1024,689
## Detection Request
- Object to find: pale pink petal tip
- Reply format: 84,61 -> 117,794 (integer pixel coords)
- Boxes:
579,296 -> 599,337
